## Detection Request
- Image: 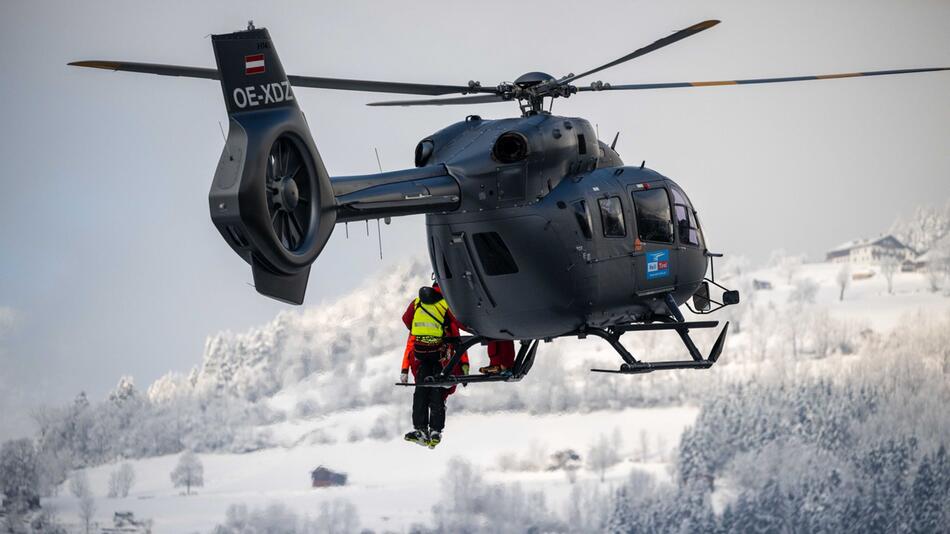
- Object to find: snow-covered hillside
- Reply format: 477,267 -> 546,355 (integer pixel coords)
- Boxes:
147,258 -> 434,406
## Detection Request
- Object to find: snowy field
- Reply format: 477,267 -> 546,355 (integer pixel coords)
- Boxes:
45,407 -> 696,533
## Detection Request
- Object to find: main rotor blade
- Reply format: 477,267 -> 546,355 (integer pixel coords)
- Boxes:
68,60 -> 495,96
558,19 -> 720,86
367,94 -> 507,106
290,75 -> 493,96
578,67 -> 950,92
69,60 -> 219,80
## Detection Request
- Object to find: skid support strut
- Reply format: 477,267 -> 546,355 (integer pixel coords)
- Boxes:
588,313 -> 730,375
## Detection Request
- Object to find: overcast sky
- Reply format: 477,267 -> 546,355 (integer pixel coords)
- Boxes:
1,0 -> 948,439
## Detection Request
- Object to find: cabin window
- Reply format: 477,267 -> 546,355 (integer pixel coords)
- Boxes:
671,185 -> 701,246
577,134 -> 587,155
473,232 -> 519,276
572,200 -> 593,239
631,188 -> 673,243
598,196 -> 626,237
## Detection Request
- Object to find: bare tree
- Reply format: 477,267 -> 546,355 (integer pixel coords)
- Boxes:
69,471 -> 96,534
924,236 -> 950,292
790,278 -> 819,306
880,257 -> 899,294
107,463 -> 136,498
638,429 -> 651,462
836,265 -> 851,301
811,308 -> 838,358
925,265 -> 943,292
170,450 -> 204,495
313,499 -> 360,534
586,433 -> 621,482
786,279 -> 819,356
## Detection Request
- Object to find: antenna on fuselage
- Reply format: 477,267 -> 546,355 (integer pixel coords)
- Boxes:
375,147 -> 384,260
611,131 -> 620,150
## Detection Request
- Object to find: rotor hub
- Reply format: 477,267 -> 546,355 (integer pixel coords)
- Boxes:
514,71 -> 556,88
273,176 -> 300,211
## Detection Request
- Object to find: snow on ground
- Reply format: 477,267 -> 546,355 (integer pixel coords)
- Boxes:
47,407 -> 696,533
742,261 -> 950,329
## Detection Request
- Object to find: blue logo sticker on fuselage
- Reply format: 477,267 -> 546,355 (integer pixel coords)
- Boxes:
646,249 -> 670,280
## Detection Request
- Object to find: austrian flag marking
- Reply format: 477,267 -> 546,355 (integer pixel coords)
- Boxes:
245,54 -> 265,75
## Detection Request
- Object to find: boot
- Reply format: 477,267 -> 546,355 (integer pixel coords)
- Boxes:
479,364 -> 507,375
427,430 -> 442,449
404,429 -> 428,447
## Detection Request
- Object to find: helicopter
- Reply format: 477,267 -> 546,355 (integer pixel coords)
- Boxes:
70,20 -> 948,386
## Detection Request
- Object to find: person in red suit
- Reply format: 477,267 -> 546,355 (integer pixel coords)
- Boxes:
480,340 -> 516,375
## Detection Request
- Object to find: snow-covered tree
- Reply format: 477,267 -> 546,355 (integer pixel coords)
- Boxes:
35,446 -> 70,497
107,463 -> 135,498
0,438 -> 39,508
811,308 -> 851,358
924,234 -> 950,292
586,432 -> 621,482
890,200 -> 950,253
69,471 -> 96,534
925,264 -> 943,292
313,499 -> 360,534
836,265 -> 851,301
433,456 -> 563,533
567,483 -> 610,532
170,450 -> 204,495
880,257 -> 899,294
789,278 -> 819,306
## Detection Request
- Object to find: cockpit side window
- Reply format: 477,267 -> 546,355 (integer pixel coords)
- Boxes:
598,196 -> 626,238
572,200 -> 593,239
631,188 -> 674,244
670,185 -> 701,246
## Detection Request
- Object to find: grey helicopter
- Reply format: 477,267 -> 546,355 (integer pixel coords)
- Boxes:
70,20 -> 948,386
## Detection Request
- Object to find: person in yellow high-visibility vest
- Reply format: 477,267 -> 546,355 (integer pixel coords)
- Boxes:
400,283 -> 468,448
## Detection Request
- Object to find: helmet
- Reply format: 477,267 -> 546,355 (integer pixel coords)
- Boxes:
419,286 -> 441,305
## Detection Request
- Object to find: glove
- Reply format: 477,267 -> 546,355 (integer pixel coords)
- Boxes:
461,364 -> 470,376
400,372 -> 409,384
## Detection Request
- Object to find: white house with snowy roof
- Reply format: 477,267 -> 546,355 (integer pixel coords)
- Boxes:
825,235 -> 915,264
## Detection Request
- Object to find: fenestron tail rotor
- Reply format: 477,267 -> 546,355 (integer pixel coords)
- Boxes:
265,136 -> 313,252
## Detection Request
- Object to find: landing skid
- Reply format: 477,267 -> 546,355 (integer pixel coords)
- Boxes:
589,294 -> 729,374
588,321 -> 729,374
395,339 -> 539,388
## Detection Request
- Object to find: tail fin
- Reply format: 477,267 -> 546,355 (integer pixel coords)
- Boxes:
208,28 -> 336,304
212,28 -> 299,114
